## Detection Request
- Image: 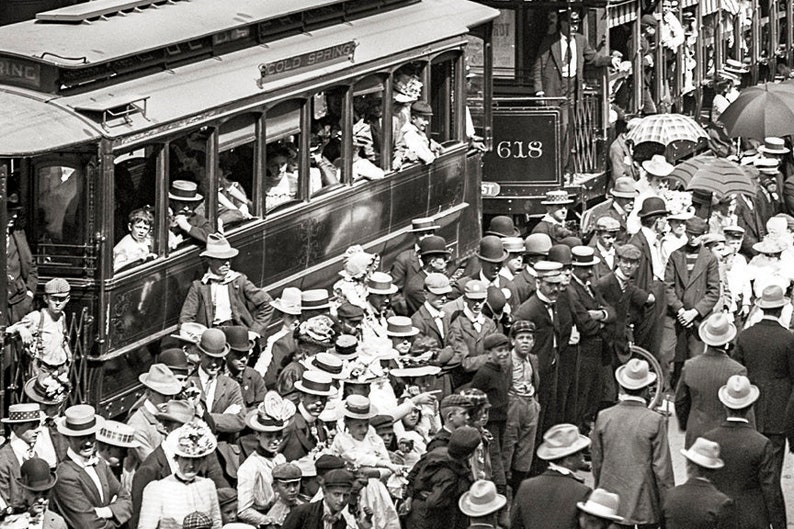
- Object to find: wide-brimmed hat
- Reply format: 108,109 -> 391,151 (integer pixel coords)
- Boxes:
541,190 -> 574,206
200,233 -> 238,259
756,284 -> 788,309
24,376 -> 69,406
571,246 -> 600,267
615,358 -> 657,389
458,480 -> 507,517
138,364 -> 183,396
297,316 -> 335,348
294,370 -> 335,396
155,400 -> 195,425
537,423 -> 591,460
680,437 -> 724,469
641,155 -> 674,177
57,404 -> 105,437
524,233 -> 552,256
96,420 -> 141,449
718,374 -> 760,409
170,322 -> 208,344
172,421 -> 217,459
611,177 -> 638,199
637,197 -> 668,218
366,272 -> 398,295
409,217 -> 440,233
222,326 -> 256,353
306,352 -> 346,379
477,236 -> 509,263
301,289 -> 331,311
485,215 -> 520,237
168,180 -> 203,202
425,273 -> 452,295
270,287 -> 302,316
758,137 -> 790,155
2,403 -> 42,424
418,235 -> 451,258
753,238 -> 787,254
196,328 -> 230,357
723,58 -> 749,74
342,395 -> 378,420
245,391 -> 297,432
385,316 -> 420,337
577,489 -> 623,522
17,458 -> 57,492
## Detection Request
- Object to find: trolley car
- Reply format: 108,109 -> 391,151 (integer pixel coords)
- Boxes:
0,0 -> 498,416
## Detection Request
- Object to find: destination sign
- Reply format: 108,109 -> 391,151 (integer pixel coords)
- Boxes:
258,41 -> 357,86
0,58 -> 41,89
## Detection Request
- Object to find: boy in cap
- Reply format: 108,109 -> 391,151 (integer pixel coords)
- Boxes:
471,334 -> 511,476
426,394 -> 473,452
282,469 -> 372,529
264,463 -> 303,528
395,101 -> 443,166
590,216 -> 621,280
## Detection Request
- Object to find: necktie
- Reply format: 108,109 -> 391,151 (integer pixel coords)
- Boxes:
585,282 -> 596,299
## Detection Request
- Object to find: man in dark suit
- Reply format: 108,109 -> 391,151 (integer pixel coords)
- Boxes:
390,217 -> 439,291
581,177 -> 638,245
663,437 -> 735,529
6,196 -> 37,325
703,375 -> 787,529
734,192 -> 766,259
675,313 -> 747,449
531,191 -> 576,245
403,236 -> 452,316
511,234 -> 552,304
447,280 -> 498,389
411,273 -> 453,347
50,405 -> 132,529
733,284 -> 794,483
257,287 -> 301,388
589,216 -> 620,281
511,423 -> 591,529
665,216 -> 721,387
281,371 -> 333,461
282,469 -> 370,529
451,236 -> 515,304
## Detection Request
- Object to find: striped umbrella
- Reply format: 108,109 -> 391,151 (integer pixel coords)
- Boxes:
667,155 -> 757,198
626,113 -> 708,145
719,82 -> 794,139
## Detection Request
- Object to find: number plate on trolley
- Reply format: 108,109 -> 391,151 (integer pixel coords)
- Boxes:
481,182 -> 501,197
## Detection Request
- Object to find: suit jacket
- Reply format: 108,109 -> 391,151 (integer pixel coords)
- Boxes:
628,229 -> 656,292
282,500 -> 346,529
186,373 -> 246,433
591,400 -> 674,525
510,267 -> 537,305
663,478 -> 736,529
674,349 -> 748,448
231,366 -> 267,410
735,195 -> 765,258
593,272 -> 649,363
126,400 -> 165,463
532,32 -> 612,96
590,241 -> 616,282
391,247 -> 422,290
514,295 -> 563,384
51,457 -> 132,529
7,229 -> 37,321
510,469 -> 591,529
734,319 -> 794,435
608,134 -> 638,185
703,421 -> 787,529
664,245 -> 720,318
179,274 -> 273,336
446,312 -> 497,389
411,303 -> 448,347
281,413 -> 327,462
263,329 -> 296,389
531,220 -> 574,245
567,279 -> 614,357
403,268 -> 429,316
0,444 -> 23,509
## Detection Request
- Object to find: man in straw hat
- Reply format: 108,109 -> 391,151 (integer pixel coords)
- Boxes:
256,287 -> 301,387
127,363 -> 184,462
532,191 -> 575,245
733,284 -> 794,481
180,233 -> 273,338
662,437 -> 734,529
674,312 -> 747,449
167,180 -> 212,247
458,479 -> 506,529
23,374 -> 69,468
576,488 -> 623,529
0,403 -> 45,510
391,217 -> 440,291
11,457 -> 67,529
591,359 -> 673,527
581,177 -> 638,245
50,405 -> 132,529
95,420 -> 140,492
511,423 -> 592,529
703,375 -> 786,529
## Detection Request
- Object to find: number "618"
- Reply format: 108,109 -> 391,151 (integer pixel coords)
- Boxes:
496,141 -> 543,159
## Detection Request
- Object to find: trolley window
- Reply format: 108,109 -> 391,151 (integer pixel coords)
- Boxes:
218,114 -> 258,231
430,50 -> 462,145
264,100 -> 303,213
352,75 -> 387,181
310,86 -> 344,192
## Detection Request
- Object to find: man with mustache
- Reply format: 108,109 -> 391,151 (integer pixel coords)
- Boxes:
281,371 -> 334,461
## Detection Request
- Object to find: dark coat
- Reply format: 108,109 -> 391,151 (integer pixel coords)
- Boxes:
186,372 -> 246,433
446,311 -> 497,389
263,330 -> 296,389
628,229 -> 665,355
675,349 -> 748,448
593,272 -> 650,364
531,220 -> 574,245
390,247 -> 422,290
405,448 -> 472,529
567,278 -> 615,357
179,274 -> 273,336
471,361 -> 510,422
7,229 -> 37,323
0,444 -> 23,509
282,500 -> 347,529
403,268 -> 429,316
703,421 -> 787,529
231,365 -> 267,411
510,268 -> 537,305
590,242 -> 616,282
664,246 -> 721,318
628,229 -> 656,292
532,32 -> 612,96
735,195 -> 765,258
281,413 -> 327,462
663,478 -> 736,529
411,303 -> 449,346
510,469 -> 591,529
734,319 -> 794,435
581,200 -> 629,244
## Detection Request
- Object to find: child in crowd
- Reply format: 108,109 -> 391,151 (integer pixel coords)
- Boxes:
113,207 -> 156,272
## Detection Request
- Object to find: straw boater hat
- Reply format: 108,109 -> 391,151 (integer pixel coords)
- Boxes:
96,420 -> 141,449
138,364 -> 183,396
294,370 -> 335,397
718,375 -> 760,409
571,246 -> 600,267
756,284 -> 788,309
641,154 -> 674,177
302,289 -> 332,310
680,437 -> 725,469
698,312 -> 737,348
534,261 -> 565,283
342,395 -> 378,420
332,334 -> 359,361
577,489 -> 623,522
723,58 -> 749,74
758,137 -> 790,155
501,237 -> 524,254
168,180 -> 203,202
306,352 -> 347,380
541,190 -> 574,206
2,403 -> 42,424
57,405 -> 105,437
170,322 -> 208,344
615,358 -> 657,390
409,217 -> 440,233
172,420 -> 218,458
385,316 -> 420,338
200,233 -> 239,259
270,287 -> 302,316
245,391 -> 297,432
17,458 -> 57,492
366,272 -> 398,295
536,423 -> 591,461
458,480 -> 507,518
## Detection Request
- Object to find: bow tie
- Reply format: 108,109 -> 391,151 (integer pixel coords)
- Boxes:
84,457 -> 99,467
42,417 -> 55,427
323,513 -> 342,525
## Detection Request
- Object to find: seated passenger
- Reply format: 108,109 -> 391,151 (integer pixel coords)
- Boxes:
392,73 -> 422,151
309,136 -> 340,189
265,147 -> 299,211
351,131 -> 384,182
218,160 -> 254,228
168,180 -> 212,248
394,101 -> 443,168
113,207 -> 156,272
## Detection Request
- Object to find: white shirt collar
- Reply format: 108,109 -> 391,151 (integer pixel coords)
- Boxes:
424,301 -> 443,318
463,306 -> 484,324
479,270 -> 499,286
612,201 -> 627,216
597,241 -> 615,255
66,447 -> 98,468
726,417 -> 749,423
298,402 -> 317,424
548,462 -> 576,476
619,394 -> 647,404
540,214 -> 563,226
536,290 -> 553,305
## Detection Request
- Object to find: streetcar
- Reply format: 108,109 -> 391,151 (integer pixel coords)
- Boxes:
0,0 -> 498,416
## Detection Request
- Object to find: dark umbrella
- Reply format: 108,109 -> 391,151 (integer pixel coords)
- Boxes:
718,82 -> 794,139
666,155 -> 757,198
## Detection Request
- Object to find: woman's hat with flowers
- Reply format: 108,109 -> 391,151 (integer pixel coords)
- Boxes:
172,419 -> 218,458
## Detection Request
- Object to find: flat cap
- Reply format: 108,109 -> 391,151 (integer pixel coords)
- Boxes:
511,320 -> 536,336
595,216 -> 621,231
315,454 -> 345,472
323,469 -> 355,489
440,394 -> 473,410
44,278 -> 71,295
464,280 -> 488,300
411,101 -> 433,116
483,333 -> 510,350
616,244 -> 642,260
448,426 -> 482,459
337,302 -> 365,319
272,463 -> 302,482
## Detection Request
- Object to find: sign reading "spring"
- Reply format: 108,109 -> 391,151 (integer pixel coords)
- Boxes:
258,41 -> 357,87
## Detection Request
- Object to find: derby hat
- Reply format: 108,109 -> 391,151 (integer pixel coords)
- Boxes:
199,233 -> 239,259
168,180 -> 203,202
24,376 -> 68,406
501,237 -> 525,254
222,326 -> 255,353
477,236 -> 509,263
17,458 -> 57,492
196,328 -> 230,357
57,404 -> 105,437
157,348 -> 190,377
342,395 -> 378,420
155,400 -> 195,425
172,420 -> 217,458
2,403 -> 42,424
577,489 -> 623,522
270,287 -> 302,316
96,420 -> 140,449
366,272 -> 398,295
610,177 -> 638,199
524,233 -> 553,256
307,352 -> 346,379
548,244 -> 572,266
463,280 -> 488,300
641,155 -> 674,177
718,374 -> 760,409
594,216 -> 621,232
536,423 -> 591,460
294,370 -> 335,396
615,358 -> 657,389
385,316 -> 420,338
425,273 -> 452,295
418,235 -> 451,257
245,391 -> 297,432
170,322 -> 208,344
302,289 -> 332,310
571,246 -> 600,267
485,215 -> 520,237
637,196 -> 668,218
541,190 -> 574,206
756,284 -> 788,309
409,217 -> 440,233
758,136 -> 790,154
458,480 -> 507,517
680,437 -> 724,469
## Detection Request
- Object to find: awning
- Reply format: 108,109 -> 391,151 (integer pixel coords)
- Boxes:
609,0 -> 638,28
